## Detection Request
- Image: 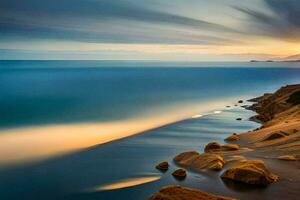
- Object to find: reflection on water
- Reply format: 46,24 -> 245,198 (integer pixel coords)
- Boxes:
214,110 -> 222,114
191,114 -> 203,119
0,107 -> 261,200
92,176 -> 161,191
0,100 -> 235,166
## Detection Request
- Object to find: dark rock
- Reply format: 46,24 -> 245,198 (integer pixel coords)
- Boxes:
172,168 -> 187,179
156,161 -> 169,171
204,142 -> 222,152
225,133 -> 239,141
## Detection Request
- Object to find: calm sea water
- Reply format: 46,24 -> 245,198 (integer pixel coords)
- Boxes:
1,60 -> 300,128
0,61 -> 300,200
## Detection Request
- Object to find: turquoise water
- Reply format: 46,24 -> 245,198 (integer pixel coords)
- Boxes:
0,61 -> 300,199
1,61 -> 300,128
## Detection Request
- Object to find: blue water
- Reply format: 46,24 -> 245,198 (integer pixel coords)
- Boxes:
1,60 -> 300,128
1,61 -> 300,200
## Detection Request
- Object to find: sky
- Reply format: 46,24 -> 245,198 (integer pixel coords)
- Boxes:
0,0 -> 300,61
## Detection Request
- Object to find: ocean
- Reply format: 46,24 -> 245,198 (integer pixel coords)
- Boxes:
0,60 -> 300,199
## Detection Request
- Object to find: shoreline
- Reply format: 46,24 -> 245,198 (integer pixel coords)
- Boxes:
150,84 -> 300,200
0,97 -> 246,166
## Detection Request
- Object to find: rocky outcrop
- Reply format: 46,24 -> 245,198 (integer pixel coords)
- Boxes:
221,160 -> 278,186
247,84 -> 300,125
172,168 -> 186,179
156,161 -> 169,170
174,151 -> 225,171
148,185 -> 237,200
278,155 -> 297,161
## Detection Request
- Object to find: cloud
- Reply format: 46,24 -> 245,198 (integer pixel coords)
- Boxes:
0,0 -> 239,45
234,0 -> 300,41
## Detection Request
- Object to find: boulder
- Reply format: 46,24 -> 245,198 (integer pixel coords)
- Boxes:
221,160 -> 278,186
156,161 -> 169,170
225,133 -> 239,141
278,155 -> 297,161
238,100 -> 243,103
148,185 -> 236,200
204,142 -> 222,152
236,118 -> 242,121
174,151 -> 225,171
172,168 -> 186,179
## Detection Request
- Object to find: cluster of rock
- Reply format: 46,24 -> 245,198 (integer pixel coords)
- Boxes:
155,140 -> 278,187
156,161 -> 187,180
150,86 -> 300,200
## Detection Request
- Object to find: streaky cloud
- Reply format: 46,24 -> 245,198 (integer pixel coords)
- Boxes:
234,0 -> 300,41
0,0 -> 239,44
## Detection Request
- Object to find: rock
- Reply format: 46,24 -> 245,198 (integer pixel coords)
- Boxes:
209,161 -> 224,171
174,151 -> 225,171
221,160 -> 278,186
238,100 -> 243,103
225,133 -> 239,141
148,185 -> 236,200
278,155 -> 297,161
156,161 -> 169,170
204,142 -> 222,152
236,118 -> 242,121
172,168 -> 186,179
222,144 -> 240,151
